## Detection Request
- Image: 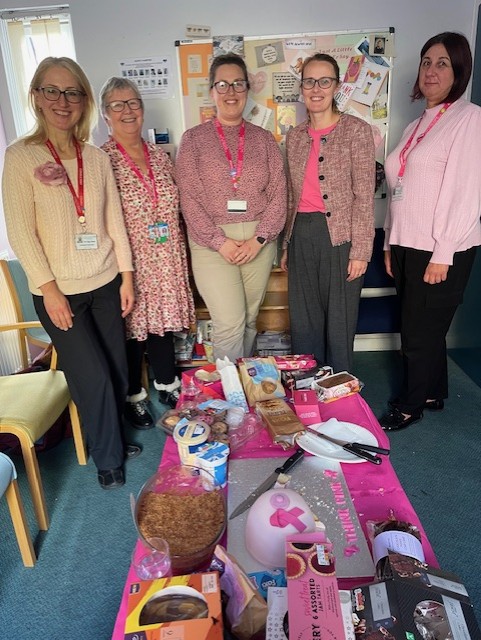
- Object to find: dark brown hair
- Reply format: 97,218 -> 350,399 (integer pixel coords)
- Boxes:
301,52 -> 340,82
411,32 -> 472,103
209,54 -> 249,88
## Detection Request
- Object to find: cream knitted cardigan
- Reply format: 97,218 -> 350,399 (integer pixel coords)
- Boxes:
3,140 -> 133,295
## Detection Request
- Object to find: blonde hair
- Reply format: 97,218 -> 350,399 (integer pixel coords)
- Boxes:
24,56 -> 97,144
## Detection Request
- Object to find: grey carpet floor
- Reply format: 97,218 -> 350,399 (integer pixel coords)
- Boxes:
0,352 -> 480,638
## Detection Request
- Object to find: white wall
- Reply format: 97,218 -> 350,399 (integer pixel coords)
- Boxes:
1,0 -> 479,150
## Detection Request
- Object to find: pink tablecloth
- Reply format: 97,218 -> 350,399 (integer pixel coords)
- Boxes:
111,392 -> 436,639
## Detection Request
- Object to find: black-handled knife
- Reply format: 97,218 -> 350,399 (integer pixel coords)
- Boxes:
229,447 -> 305,520
303,427 -> 388,464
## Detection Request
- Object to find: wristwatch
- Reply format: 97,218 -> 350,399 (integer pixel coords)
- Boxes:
256,236 -> 267,246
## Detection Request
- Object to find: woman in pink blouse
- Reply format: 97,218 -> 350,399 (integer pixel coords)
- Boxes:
281,53 -> 375,373
379,33 -> 481,431
176,54 -> 287,362
100,77 -> 195,426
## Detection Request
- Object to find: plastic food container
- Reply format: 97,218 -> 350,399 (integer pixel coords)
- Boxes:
173,419 -> 210,464
134,464 -> 226,575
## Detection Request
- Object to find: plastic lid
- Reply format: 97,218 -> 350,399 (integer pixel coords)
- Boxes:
173,420 -> 210,446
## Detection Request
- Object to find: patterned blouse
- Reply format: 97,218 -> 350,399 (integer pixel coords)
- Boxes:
101,139 -> 195,341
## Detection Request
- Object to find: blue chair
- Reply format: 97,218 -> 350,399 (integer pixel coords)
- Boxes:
0,452 -> 36,566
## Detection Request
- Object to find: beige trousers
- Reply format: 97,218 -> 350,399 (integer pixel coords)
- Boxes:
189,221 -> 276,362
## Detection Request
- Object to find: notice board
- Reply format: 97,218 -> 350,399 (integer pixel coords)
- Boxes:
176,29 -> 395,186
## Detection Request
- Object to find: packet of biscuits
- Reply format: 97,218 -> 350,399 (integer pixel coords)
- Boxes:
255,398 -> 305,448
238,356 -> 285,407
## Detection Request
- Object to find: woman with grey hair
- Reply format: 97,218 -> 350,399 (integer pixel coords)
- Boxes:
100,77 -> 195,426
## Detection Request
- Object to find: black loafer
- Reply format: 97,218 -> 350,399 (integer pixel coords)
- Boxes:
388,397 -> 444,412
125,444 -> 142,460
98,467 -> 125,490
379,408 -> 423,431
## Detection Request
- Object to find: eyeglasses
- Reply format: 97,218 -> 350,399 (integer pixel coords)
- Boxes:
105,98 -> 143,112
212,80 -> 249,94
36,86 -> 86,103
300,77 -> 338,90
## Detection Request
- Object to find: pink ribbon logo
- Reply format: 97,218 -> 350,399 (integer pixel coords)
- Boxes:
269,507 -> 307,532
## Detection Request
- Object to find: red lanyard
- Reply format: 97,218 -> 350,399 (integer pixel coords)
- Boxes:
398,103 -> 451,179
115,139 -> 158,207
214,119 -> 245,191
46,138 -> 85,224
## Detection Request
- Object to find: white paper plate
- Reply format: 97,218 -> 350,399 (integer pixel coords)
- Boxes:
295,418 -> 379,463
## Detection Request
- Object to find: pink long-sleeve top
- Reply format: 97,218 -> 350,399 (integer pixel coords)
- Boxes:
384,98 -> 481,265
175,120 -> 287,250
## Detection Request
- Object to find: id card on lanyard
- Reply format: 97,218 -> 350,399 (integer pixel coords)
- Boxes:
45,139 -> 99,250
393,103 -> 451,201
214,119 -> 247,213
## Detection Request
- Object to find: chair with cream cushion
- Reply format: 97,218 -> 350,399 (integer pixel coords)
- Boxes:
0,451 -> 36,567
0,321 -> 88,531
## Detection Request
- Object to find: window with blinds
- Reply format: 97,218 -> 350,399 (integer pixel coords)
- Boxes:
0,5 -> 76,136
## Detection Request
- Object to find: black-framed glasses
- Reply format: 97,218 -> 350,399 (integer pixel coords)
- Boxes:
36,86 -> 86,103
300,77 -> 338,90
212,80 -> 249,94
106,98 -> 143,112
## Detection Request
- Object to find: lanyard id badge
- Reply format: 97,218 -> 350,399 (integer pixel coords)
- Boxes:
227,200 -> 247,212
75,233 -> 98,250
148,221 -> 169,244
392,178 -> 404,201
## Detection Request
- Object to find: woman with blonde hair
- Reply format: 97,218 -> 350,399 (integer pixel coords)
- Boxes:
2,57 -> 138,490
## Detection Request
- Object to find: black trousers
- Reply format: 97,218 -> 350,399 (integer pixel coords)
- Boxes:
288,213 -> 363,373
34,276 -> 127,470
391,245 -> 476,415
126,332 -> 176,396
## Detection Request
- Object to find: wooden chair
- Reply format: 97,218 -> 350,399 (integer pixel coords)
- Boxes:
0,259 -> 50,369
0,321 -> 88,531
0,452 -> 36,567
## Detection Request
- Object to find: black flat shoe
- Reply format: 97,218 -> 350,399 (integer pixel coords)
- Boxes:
388,397 -> 444,412
379,408 -> 423,431
158,389 -> 180,409
98,467 -> 125,490
124,400 -> 154,430
125,444 -> 142,460
424,399 -> 444,411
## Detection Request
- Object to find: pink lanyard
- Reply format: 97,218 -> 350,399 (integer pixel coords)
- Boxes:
398,103 -> 451,179
214,119 -> 245,191
46,138 -> 85,224
115,139 -> 158,207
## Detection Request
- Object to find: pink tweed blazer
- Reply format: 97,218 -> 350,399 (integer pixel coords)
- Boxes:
284,114 -> 375,262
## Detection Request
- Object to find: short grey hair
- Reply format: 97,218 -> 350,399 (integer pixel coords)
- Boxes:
99,76 -> 142,115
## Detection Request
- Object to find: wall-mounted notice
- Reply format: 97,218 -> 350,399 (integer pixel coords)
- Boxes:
119,55 -> 173,99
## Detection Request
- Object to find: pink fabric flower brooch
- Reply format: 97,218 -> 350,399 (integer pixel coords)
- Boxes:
34,162 -> 67,186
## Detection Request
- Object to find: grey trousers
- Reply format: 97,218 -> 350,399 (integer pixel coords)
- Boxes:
288,213 -> 363,373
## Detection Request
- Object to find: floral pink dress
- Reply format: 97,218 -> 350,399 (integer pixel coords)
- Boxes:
102,139 -> 195,341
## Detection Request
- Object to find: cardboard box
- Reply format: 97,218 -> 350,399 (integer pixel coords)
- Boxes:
350,553 -> 481,640
292,389 -> 321,425
285,532 -> 346,640
124,572 -> 223,640
313,371 -> 360,402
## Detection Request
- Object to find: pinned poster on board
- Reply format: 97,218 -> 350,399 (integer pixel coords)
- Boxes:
176,28 -> 394,193
119,55 -> 174,99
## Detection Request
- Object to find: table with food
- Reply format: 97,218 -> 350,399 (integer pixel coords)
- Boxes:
112,355 -> 481,640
